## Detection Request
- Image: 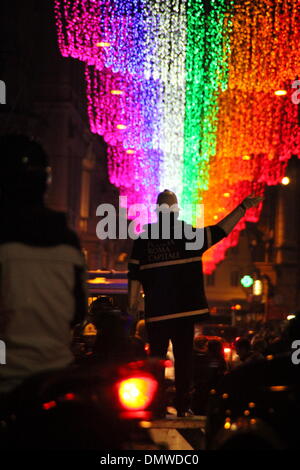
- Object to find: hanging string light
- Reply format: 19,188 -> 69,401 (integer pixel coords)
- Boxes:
181,0 -> 233,218
55,0 -> 188,209
200,0 -> 300,271
54,0 -> 300,272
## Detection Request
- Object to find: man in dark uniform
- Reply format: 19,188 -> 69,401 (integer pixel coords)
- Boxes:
128,189 -> 262,416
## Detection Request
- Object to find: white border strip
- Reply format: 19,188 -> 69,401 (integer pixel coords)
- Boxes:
206,226 -> 212,248
146,308 -> 209,322
140,256 -> 202,270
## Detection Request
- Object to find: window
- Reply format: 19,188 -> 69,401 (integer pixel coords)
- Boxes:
230,271 -> 239,287
206,272 -> 215,286
80,169 -> 91,222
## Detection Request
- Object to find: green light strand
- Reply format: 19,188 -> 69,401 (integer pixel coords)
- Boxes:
182,0 -> 233,222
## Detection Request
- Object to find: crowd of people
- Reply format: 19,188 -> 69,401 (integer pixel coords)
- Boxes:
134,317 -> 297,416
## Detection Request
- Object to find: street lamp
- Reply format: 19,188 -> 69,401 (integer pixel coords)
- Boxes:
240,275 -> 254,288
281,176 -> 290,185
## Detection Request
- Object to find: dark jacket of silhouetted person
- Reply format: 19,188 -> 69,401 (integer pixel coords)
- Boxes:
89,296 -> 131,362
192,340 -> 227,414
235,338 -> 264,364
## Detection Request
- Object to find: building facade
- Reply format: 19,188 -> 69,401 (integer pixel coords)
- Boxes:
206,155 -> 300,320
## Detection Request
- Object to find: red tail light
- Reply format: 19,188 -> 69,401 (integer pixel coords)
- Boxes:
42,400 -> 57,411
64,393 -> 75,401
224,347 -> 231,354
116,375 -> 158,411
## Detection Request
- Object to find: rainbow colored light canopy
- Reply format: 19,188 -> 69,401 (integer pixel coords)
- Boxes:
54,0 -> 300,272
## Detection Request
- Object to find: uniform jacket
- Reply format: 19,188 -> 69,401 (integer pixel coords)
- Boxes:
128,213 -> 226,323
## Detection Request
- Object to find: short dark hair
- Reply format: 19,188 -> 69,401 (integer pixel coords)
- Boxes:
0,134 -> 49,202
0,134 -> 48,173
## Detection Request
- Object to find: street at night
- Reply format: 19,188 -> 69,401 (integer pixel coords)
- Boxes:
0,0 -> 300,462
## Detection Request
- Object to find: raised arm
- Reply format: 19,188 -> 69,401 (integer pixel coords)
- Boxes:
200,194 -> 263,252
217,194 -> 263,235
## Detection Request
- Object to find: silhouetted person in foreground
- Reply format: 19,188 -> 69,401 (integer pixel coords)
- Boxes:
193,340 -> 227,414
235,337 -> 264,364
89,295 -> 136,362
128,189 -> 262,416
0,135 -> 87,396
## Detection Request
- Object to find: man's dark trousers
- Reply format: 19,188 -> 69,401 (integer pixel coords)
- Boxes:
146,317 -> 195,413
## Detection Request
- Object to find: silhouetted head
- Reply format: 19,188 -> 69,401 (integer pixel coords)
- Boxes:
89,295 -> 114,316
194,335 -> 208,352
0,134 -> 50,205
156,189 -> 179,213
235,337 -> 251,361
251,337 -> 267,354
